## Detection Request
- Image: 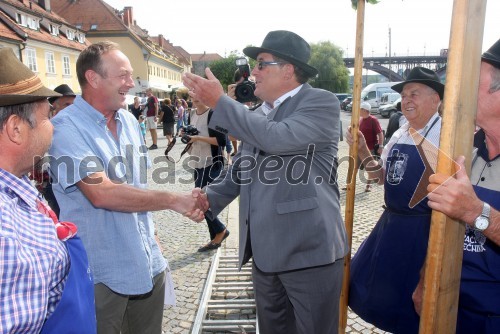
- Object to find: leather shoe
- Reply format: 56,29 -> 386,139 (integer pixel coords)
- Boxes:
197,242 -> 220,252
221,229 -> 230,243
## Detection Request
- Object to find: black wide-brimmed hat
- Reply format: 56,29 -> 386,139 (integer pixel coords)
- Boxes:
243,30 -> 318,78
0,48 -> 60,107
49,84 -> 76,104
482,38 -> 500,69
392,67 -> 444,99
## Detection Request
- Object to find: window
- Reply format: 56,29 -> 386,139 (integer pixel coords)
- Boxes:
26,16 -> 39,30
62,55 -> 71,76
16,13 -> 26,26
66,29 -> 75,40
50,24 -> 59,36
25,48 -> 37,72
90,24 -> 97,30
45,52 -> 55,74
77,34 -> 85,43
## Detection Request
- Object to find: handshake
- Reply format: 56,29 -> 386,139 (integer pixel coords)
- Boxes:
176,188 -> 210,222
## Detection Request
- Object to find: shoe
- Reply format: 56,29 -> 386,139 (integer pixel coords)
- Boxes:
365,185 -> 372,192
148,144 -> 158,150
341,187 -> 347,191
197,242 -> 220,252
230,152 -> 237,157
220,229 -> 230,243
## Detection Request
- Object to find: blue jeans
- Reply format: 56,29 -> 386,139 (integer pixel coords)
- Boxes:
194,162 -> 226,239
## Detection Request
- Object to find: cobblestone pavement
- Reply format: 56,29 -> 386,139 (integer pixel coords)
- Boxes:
145,113 -> 389,333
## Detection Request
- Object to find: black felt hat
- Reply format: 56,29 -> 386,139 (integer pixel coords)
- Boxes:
48,84 -> 76,104
392,67 -> 444,99
243,30 -> 318,78
482,38 -> 500,69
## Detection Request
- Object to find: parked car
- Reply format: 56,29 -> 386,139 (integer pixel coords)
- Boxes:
341,96 -> 352,110
335,93 -> 350,103
379,97 -> 402,118
345,101 -> 353,112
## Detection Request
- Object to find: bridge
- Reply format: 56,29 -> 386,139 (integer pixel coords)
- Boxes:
343,55 -> 448,81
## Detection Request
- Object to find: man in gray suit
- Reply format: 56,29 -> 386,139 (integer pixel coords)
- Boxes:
183,30 -> 348,334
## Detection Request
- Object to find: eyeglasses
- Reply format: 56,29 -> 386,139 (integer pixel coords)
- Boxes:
256,61 -> 287,70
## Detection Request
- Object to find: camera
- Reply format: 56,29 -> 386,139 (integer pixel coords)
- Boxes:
235,57 -> 257,103
180,125 -> 199,144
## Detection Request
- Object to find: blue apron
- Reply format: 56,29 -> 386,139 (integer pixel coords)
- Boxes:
41,233 -> 96,333
349,131 -> 435,333
457,186 -> 500,334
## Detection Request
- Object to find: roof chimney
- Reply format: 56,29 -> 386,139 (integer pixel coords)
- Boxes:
39,0 -> 51,12
158,34 -> 164,47
123,6 -> 133,27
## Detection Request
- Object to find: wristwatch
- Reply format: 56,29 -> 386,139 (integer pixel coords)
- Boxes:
473,202 -> 491,231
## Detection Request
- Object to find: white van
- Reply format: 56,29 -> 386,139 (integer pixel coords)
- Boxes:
380,92 -> 401,106
360,82 -> 401,112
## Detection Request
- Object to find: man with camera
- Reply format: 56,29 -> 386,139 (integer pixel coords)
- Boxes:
180,98 -> 229,252
183,30 -> 348,333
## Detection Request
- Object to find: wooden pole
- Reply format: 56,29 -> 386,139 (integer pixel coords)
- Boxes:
419,0 -> 487,333
338,0 -> 365,332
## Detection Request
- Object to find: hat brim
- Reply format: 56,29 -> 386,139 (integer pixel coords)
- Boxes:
392,79 -> 444,100
0,86 -> 61,107
482,54 -> 500,69
243,46 -> 318,77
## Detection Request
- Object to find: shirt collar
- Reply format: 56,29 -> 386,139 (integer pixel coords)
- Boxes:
401,112 -> 440,135
71,95 -> 123,125
0,168 -> 39,209
261,84 -> 303,116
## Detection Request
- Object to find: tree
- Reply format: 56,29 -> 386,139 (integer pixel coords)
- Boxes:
309,41 -> 350,93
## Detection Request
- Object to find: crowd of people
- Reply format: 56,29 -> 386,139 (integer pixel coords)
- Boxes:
0,29 -> 498,334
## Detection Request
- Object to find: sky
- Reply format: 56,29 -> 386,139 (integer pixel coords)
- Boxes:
104,0 -> 499,58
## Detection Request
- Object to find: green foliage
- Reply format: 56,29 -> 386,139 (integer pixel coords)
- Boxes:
309,41 -> 350,93
351,0 -> 380,10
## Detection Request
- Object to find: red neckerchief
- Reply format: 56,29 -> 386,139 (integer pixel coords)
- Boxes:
36,199 -> 77,241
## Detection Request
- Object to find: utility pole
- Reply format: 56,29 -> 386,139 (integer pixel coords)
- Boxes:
388,26 -> 392,81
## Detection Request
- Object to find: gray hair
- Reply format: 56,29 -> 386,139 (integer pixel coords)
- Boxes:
489,65 -> 500,93
0,101 -> 39,131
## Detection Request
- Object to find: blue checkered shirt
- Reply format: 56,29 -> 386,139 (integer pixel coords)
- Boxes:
0,169 -> 69,333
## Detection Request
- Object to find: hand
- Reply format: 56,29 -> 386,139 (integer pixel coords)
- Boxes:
193,187 -> 209,212
345,126 -> 367,150
182,68 -> 225,109
427,156 -> 483,225
412,276 -> 424,315
174,189 -> 206,222
227,83 -> 237,100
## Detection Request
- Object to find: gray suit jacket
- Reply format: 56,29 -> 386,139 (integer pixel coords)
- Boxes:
206,84 -> 348,272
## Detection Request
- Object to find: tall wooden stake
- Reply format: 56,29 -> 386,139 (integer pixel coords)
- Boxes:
338,1 -> 365,332
419,0 -> 487,332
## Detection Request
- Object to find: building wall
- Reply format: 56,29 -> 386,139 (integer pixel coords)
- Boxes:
22,40 -> 81,93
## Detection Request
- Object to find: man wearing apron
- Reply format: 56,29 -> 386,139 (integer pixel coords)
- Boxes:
416,39 -> 500,334
0,48 -> 95,333
346,67 -> 444,333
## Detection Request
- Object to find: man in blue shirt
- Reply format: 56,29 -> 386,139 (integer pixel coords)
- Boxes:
49,41 -> 204,333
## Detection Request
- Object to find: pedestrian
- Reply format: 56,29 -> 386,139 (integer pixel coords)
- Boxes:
0,48 -> 96,333
33,84 -> 77,216
346,66 -> 444,334
145,88 -> 159,149
181,97 -> 229,252
342,101 -> 384,192
384,101 -> 405,145
49,84 -> 76,116
129,96 -> 143,120
159,98 -> 176,146
49,41 -> 205,334
413,38 -> 500,334
139,115 -> 147,143
183,30 -> 348,334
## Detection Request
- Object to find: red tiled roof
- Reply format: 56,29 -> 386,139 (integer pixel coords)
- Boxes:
0,11 -> 25,42
191,53 -> 223,62
0,0 -> 89,50
51,0 -> 128,32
